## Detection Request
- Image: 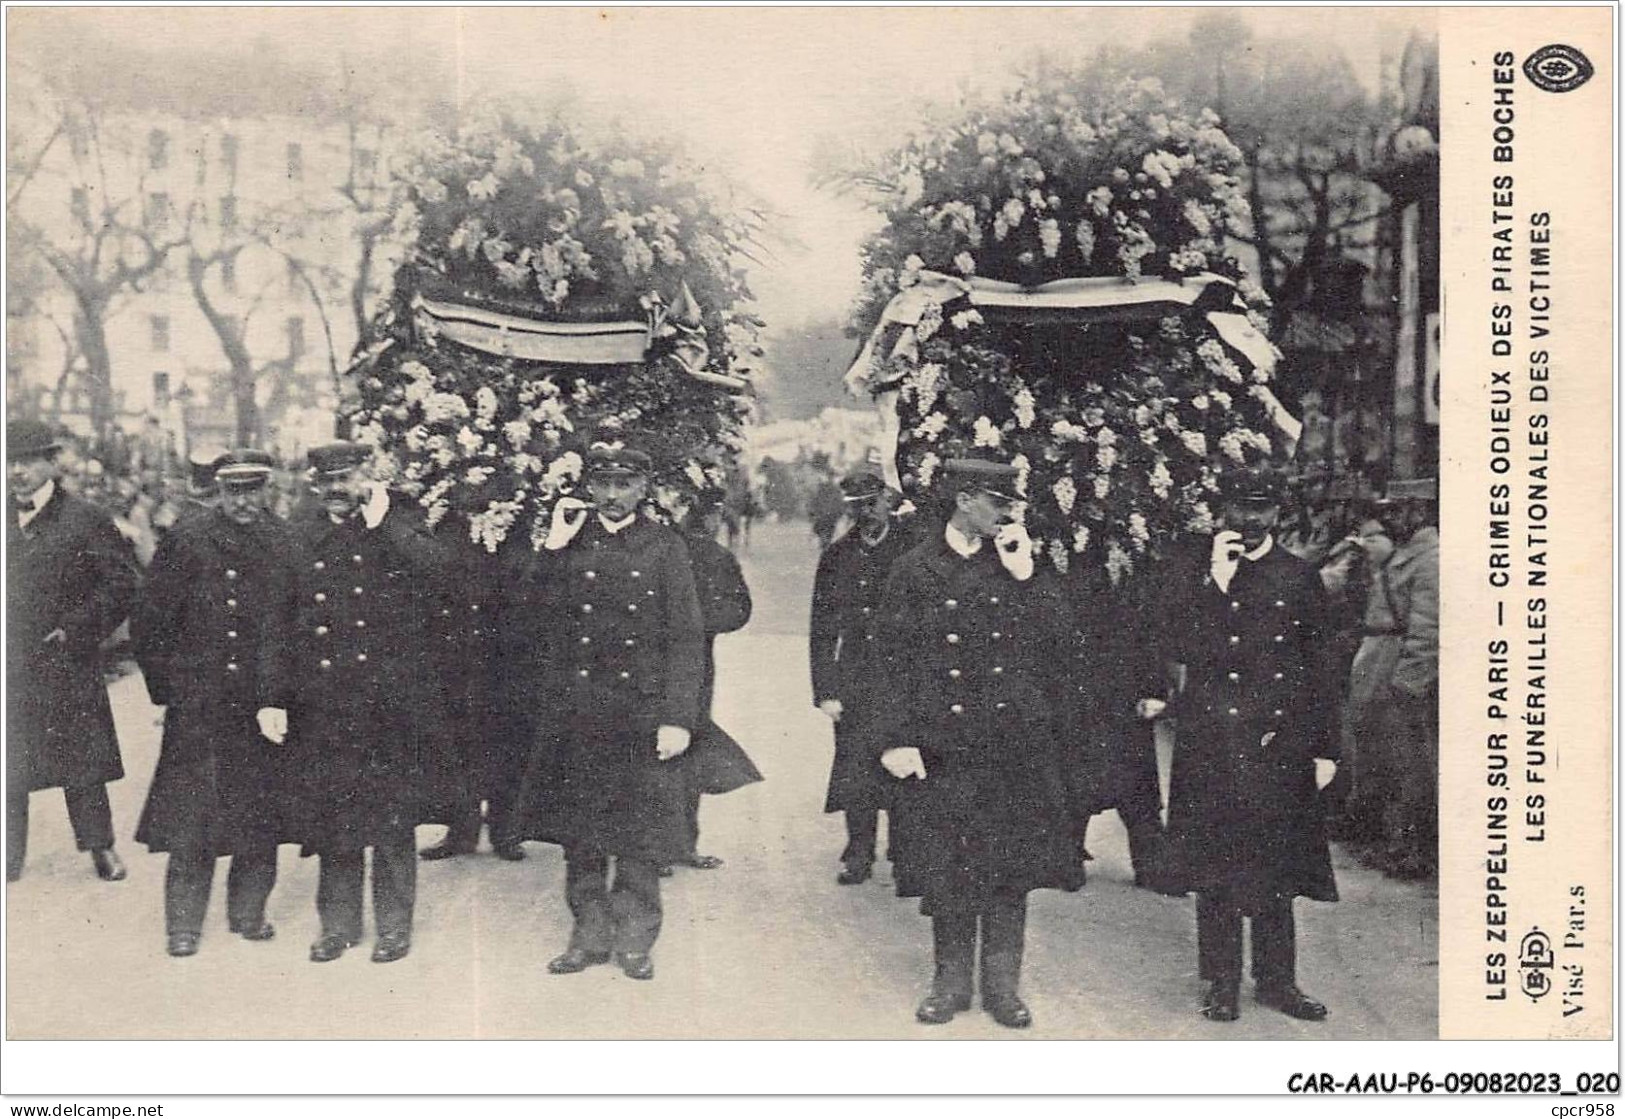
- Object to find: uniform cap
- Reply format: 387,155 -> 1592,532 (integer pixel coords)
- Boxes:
585,442 -> 652,477
1219,462 -> 1287,505
188,446 -> 228,491
7,419 -> 62,462
940,456 -> 1022,503
215,448 -> 275,488
307,441 -> 371,477
839,467 -> 888,503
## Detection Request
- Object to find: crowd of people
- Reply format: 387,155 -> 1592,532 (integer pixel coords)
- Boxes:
7,413 -> 1436,1030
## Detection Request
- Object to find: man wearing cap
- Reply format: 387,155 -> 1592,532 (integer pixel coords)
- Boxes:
151,447 -> 226,542
871,456 -> 1078,1029
259,441 -> 454,964
808,466 -> 914,885
132,449 -> 290,956
511,443 -> 706,981
6,419 -> 140,883
1346,479 -> 1438,879
1144,463 -> 1340,1023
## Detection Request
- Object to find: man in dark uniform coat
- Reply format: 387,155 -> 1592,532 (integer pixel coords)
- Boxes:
667,497 -> 759,874
133,449 -> 289,956
418,513 -> 526,863
1148,464 -> 1340,1022
872,457 -> 1080,1029
512,444 -> 706,981
808,467 -> 912,885
6,419 -> 140,883
259,442 -> 455,964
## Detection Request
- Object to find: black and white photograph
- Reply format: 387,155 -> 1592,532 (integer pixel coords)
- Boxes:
4,3 -> 1610,1099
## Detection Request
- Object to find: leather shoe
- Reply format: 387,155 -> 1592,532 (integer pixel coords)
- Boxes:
679,854 -> 724,870
309,933 -> 359,963
915,990 -> 972,1025
983,993 -> 1032,1029
547,947 -> 610,974
656,864 -> 675,878
1202,983 -> 1240,1022
419,840 -> 475,861
371,932 -> 411,964
231,920 -> 276,942
1256,984 -> 1328,1021
493,843 -> 527,862
836,863 -> 872,886
166,932 -> 200,958
617,952 -> 654,980
91,848 -> 126,881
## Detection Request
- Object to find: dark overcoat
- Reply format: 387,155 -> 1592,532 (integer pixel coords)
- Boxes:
808,519 -> 915,813
681,529 -> 762,796
132,509 -> 293,854
870,534 -> 1082,910
262,503 -> 462,854
6,486 -> 139,792
1160,541 -> 1340,908
511,516 -> 706,862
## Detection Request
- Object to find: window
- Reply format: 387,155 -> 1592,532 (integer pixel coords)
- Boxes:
286,142 -> 304,181
286,316 -> 306,360
219,195 -> 238,229
145,192 -> 171,233
149,315 -> 170,352
148,129 -> 169,170
355,147 -> 378,181
220,255 -> 237,294
70,187 -> 89,223
220,134 -> 239,178
286,256 -> 303,295
67,125 -> 88,160
152,371 -> 170,403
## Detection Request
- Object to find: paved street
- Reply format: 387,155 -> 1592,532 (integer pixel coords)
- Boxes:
5,518 -> 1437,1040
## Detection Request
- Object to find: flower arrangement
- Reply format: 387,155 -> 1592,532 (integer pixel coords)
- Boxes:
845,71 -> 1292,580
348,107 -> 763,553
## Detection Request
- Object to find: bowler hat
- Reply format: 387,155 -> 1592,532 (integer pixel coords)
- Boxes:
7,419 -> 62,462
307,442 -> 371,477
215,448 -> 275,488
585,442 -> 652,477
940,456 -> 1022,503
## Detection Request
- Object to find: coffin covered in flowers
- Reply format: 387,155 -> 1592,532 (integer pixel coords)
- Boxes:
842,72 -> 1300,581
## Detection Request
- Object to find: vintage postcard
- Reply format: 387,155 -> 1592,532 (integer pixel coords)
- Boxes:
1,2 -> 1615,1103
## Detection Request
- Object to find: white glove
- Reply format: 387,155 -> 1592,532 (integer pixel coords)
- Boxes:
818,699 -> 844,723
881,746 -> 927,780
1136,697 -> 1168,720
361,482 -> 390,530
1315,758 -> 1338,790
543,496 -> 591,551
655,724 -> 692,761
994,521 -> 1035,582
256,706 -> 288,745
1209,529 -> 1245,591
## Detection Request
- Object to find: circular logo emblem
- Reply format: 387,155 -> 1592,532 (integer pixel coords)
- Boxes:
1523,44 -> 1595,93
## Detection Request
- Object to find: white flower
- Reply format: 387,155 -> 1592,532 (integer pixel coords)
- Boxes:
1096,445 -> 1118,472
1051,475 -> 1077,515
1093,475 -> 1110,500
1179,430 -> 1208,458
684,461 -> 707,488
954,251 -> 977,276
1218,430 -> 1248,464
911,363 -> 944,413
1039,218 -> 1061,259
1011,453 -> 1030,496
455,426 -> 483,455
1105,539 -> 1133,585
1081,407 -> 1106,429
423,392 -> 471,425
1133,405 -> 1153,427
1128,511 -> 1149,551
541,451 -> 583,493
915,412 -> 950,442
898,254 -> 925,288
1075,221 -> 1096,263
464,465 -> 495,486
1096,426 -> 1118,448
475,385 -> 499,424
503,419 -> 533,450
916,452 -> 940,487
1048,539 -> 1070,575
949,308 -> 984,331
1072,526 -> 1091,553
1210,390 -> 1233,411
1086,186 -> 1113,217
467,173 -> 500,201
1012,387 -> 1036,429
1183,199 -> 1212,237
972,415 -> 1003,449
1141,150 -> 1182,189
1139,426 -> 1160,447
1148,460 -> 1173,499
1051,419 -> 1088,442
1192,394 -> 1210,411
1186,501 -> 1215,534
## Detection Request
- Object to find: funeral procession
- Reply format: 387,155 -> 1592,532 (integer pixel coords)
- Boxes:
5,9 -> 1440,1041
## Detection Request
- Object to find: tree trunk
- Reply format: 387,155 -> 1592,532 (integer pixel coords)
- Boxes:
187,254 -> 261,446
74,302 -> 115,440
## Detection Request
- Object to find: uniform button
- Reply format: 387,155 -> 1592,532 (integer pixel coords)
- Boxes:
949,703 -> 964,715
631,570 -> 642,578
1227,671 -> 1239,682
471,603 -> 481,613
314,593 -> 327,604
225,569 -> 238,580
581,603 -> 593,614
858,579 -> 868,588
584,571 -> 597,580
353,586 -> 363,596
313,561 -> 325,571
1227,634 -> 1239,645
319,658 -> 332,670
948,668 -> 962,679
1272,709 -> 1283,717
1274,600 -> 1285,608
1273,634 -> 1284,643
624,638 -> 636,647
1272,672 -> 1284,681
861,606 -> 872,615
991,631 -> 1002,640
355,620 -> 366,629
580,636 -> 592,645
627,603 -> 638,613
353,554 -> 363,564
227,630 -> 238,639
989,596 -> 999,605
945,598 -> 958,608
226,598 -> 238,608
946,633 -> 960,644
226,663 -> 239,673
864,634 -> 875,642
440,608 -> 452,618
618,671 -> 631,680
647,589 -> 656,597
578,668 -> 590,678
1227,707 -> 1239,716
995,702 -> 1007,711
357,653 -> 368,663
1230,601 -> 1240,611
1291,619 -> 1301,627
316,626 -> 329,636
993,665 -> 1004,675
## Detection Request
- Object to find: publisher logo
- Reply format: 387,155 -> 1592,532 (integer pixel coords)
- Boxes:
1523,44 -> 1594,93
1518,927 -> 1555,1001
